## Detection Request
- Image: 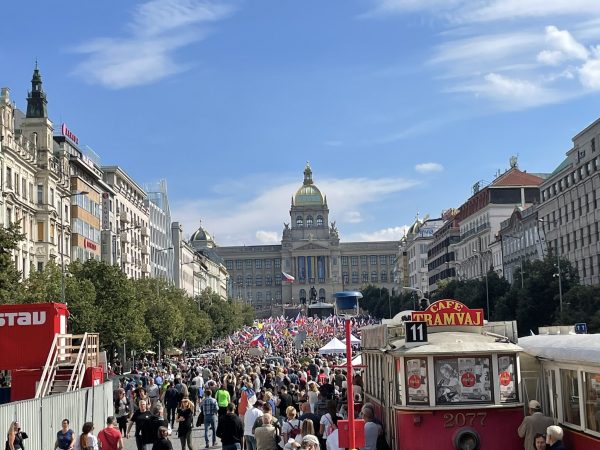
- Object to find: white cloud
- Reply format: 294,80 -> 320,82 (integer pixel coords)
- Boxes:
349,226 -> 409,242
344,211 -> 363,223
255,230 -> 280,244
71,0 -> 234,89
537,50 -> 565,66
537,26 -> 588,65
415,162 -> 444,173
171,174 -> 419,245
579,57 -> 600,89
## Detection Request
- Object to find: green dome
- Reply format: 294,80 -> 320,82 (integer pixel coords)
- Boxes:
294,162 -> 324,205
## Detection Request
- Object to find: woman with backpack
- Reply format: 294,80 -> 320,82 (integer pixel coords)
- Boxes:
282,406 -> 303,445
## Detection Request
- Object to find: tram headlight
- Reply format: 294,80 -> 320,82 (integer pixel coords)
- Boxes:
453,428 -> 480,450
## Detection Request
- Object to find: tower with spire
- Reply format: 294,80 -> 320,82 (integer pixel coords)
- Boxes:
26,62 -> 48,119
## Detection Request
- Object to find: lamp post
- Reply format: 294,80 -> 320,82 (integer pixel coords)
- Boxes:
400,286 -> 425,311
538,219 -> 563,314
472,249 -> 491,321
59,191 -> 89,304
333,291 -> 365,450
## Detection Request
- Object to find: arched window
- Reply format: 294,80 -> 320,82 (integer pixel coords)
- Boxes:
306,215 -> 314,227
299,289 -> 307,302
296,215 -> 303,227
316,215 -> 324,226
319,288 -> 326,301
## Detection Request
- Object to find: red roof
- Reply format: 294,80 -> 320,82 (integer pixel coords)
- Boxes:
492,168 -> 544,187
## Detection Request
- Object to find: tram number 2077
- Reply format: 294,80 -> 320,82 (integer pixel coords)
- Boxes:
442,412 -> 487,428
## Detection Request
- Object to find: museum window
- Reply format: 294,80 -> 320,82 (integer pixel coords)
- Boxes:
226,260 -> 234,270
275,274 -> 282,285
236,275 -> 243,285
362,272 -> 368,282
306,215 -> 314,227
316,215 -> 324,226
266,275 -> 272,285
370,255 -> 377,265
265,259 -> 272,269
255,275 -> 262,286
341,256 -> 348,266
371,271 -> 378,282
274,259 -> 281,269
351,256 -> 358,266
319,288 -> 326,301
296,215 -> 304,227
255,259 -> 262,269
245,259 -> 252,269
361,255 -> 367,265
381,272 -> 388,282
300,289 -> 307,301
246,275 -> 253,287
352,272 -> 359,283
380,255 -> 387,265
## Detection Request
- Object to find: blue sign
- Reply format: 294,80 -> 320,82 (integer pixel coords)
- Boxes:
574,323 -> 587,334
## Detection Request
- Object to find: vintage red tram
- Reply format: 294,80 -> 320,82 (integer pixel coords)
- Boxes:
361,299 -> 524,450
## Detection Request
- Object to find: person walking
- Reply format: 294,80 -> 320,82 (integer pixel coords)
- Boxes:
144,405 -> 170,450
97,416 -> 123,450
216,384 -> 231,418
55,419 -> 75,450
244,399 -> 263,450
176,398 -> 195,450
74,422 -> 99,450
147,378 -> 161,409
151,427 -> 173,450
518,400 -> 554,450
253,414 -> 278,450
201,389 -> 219,449
216,403 -> 244,450
164,383 -> 180,428
6,422 -> 27,450
115,389 -> 130,436
127,399 -> 152,450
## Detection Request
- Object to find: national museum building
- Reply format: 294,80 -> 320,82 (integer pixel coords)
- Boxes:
211,164 -> 398,313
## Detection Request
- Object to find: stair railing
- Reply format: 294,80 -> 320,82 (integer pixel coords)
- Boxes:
35,333 -> 60,398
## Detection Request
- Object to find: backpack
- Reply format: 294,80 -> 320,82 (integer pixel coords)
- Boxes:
288,419 -> 301,439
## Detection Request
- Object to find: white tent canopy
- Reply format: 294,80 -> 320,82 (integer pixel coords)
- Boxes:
319,337 -> 347,355
342,334 -> 361,345
340,353 -> 362,367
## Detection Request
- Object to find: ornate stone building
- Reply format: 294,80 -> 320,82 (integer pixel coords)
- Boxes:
212,164 -> 398,315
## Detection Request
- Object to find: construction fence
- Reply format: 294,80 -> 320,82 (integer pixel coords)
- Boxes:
0,381 -> 114,449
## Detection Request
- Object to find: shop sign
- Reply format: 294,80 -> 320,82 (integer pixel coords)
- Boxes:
0,311 -> 46,327
84,238 -> 97,251
61,123 -> 79,145
412,299 -> 484,327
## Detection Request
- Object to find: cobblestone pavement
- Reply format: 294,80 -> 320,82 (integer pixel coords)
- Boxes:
122,420 -> 222,450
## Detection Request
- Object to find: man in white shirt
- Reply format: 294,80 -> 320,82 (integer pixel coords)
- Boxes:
244,399 -> 263,450
147,378 -> 160,408
192,373 -> 204,389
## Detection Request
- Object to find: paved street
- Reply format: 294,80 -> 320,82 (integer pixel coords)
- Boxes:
122,420 -> 222,450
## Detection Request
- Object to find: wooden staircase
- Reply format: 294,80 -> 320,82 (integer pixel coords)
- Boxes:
35,333 -> 100,398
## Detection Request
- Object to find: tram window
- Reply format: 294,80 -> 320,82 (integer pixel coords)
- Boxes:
405,358 -> 429,405
560,369 -> 581,426
396,358 -> 403,405
498,355 -> 518,403
434,356 -> 493,405
584,371 -> 600,432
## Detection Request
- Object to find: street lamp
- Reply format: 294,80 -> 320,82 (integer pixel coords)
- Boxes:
472,249 -> 491,321
538,219 -> 563,314
60,191 -> 89,304
399,286 -> 427,311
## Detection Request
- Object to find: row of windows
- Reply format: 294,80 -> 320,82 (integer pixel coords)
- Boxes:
72,218 -> 101,244
235,274 -> 282,287
552,367 -> 600,434
542,154 -> 599,202
242,291 -> 282,302
72,193 -> 101,218
542,192 -> 599,229
341,255 -> 394,266
342,271 -> 390,283
548,223 -> 600,255
227,259 -> 282,270
295,215 -> 324,227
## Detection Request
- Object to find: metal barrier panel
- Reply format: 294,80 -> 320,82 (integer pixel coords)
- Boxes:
0,381 -> 113,449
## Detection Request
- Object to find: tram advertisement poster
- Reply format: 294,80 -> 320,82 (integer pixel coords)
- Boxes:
436,357 -> 492,403
498,356 -> 516,401
406,358 -> 428,404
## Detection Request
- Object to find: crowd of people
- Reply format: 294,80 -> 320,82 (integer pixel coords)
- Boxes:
5,313 -> 571,450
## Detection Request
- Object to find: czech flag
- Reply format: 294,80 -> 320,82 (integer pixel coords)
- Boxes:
282,271 -> 295,283
249,334 -> 265,347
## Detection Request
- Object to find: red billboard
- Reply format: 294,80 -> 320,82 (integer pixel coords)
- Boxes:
0,303 -> 69,370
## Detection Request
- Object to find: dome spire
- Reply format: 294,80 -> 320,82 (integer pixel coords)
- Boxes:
303,162 -> 313,185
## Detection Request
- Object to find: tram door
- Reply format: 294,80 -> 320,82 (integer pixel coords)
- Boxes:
385,355 -> 396,450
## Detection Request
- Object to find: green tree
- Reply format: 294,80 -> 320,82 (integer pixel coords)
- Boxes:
0,221 -> 26,303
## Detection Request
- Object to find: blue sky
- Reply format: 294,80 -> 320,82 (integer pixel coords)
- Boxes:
3,0 -> 600,245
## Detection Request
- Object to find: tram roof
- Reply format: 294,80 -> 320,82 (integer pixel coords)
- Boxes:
389,331 -> 522,356
518,334 -> 600,365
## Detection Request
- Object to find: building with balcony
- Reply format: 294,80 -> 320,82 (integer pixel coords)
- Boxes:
214,164 -> 397,315
538,117 -> 600,285
0,68 -> 72,277
427,209 -> 460,292
455,158 -> 545,281
102,166 -> 150,279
